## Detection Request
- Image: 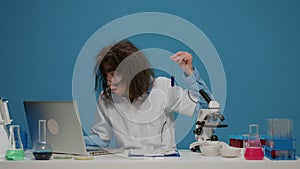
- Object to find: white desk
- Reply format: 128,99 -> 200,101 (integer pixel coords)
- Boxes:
0,150 -> 299,169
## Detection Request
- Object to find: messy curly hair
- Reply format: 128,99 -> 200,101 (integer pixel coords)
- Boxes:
94,40 -> 154,102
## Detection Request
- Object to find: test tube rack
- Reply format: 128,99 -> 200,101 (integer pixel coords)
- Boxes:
263,136 -> 296,160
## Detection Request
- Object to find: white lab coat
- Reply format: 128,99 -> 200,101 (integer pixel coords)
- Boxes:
91,72 -> 209,151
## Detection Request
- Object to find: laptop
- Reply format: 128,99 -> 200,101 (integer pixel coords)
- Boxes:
23,100 -> 120,155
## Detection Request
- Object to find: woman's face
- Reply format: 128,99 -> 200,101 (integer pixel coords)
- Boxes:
106,71 -> 127,96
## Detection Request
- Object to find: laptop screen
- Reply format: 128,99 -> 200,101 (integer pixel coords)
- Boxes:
24,101 -> 88,155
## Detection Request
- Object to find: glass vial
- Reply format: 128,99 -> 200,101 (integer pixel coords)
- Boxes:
5,125 -> 25,160
32,120 -> 53,160
244,124 -> 264,160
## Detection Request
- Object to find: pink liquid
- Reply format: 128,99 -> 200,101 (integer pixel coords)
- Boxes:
244,147 -> 264,160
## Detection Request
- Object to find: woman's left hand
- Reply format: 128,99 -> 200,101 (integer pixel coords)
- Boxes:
170,51 -> 194,76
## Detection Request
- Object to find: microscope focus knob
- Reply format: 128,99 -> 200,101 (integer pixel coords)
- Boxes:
210,135 -> 218,141
193,128 -> 202,136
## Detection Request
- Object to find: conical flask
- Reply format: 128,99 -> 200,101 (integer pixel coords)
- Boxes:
32,120 -> 53,160
5,125 -> 25,160
244,124 -> 264,160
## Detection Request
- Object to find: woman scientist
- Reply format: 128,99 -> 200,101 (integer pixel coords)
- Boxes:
84,40 -> 213,151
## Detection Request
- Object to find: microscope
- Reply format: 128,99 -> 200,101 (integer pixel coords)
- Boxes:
189,89 -> 227,152
0,98 -> 12,156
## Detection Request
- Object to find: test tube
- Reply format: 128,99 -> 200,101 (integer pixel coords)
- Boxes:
268,118 -> 293,138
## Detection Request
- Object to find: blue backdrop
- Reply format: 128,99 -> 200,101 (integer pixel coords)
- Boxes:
1,0 -> 299,155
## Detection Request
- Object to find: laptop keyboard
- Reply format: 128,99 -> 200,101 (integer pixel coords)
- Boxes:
89,149 -> 112,156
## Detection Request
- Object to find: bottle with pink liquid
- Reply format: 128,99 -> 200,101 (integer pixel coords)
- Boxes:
244,124 -> 264,160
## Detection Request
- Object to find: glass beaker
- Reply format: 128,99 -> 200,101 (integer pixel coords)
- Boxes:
5,125 -> 25,160
32,119 -> 53,160
244,124 -> 264,160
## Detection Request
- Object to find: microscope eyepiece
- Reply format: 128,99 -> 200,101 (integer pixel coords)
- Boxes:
199,89 -> 211,103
